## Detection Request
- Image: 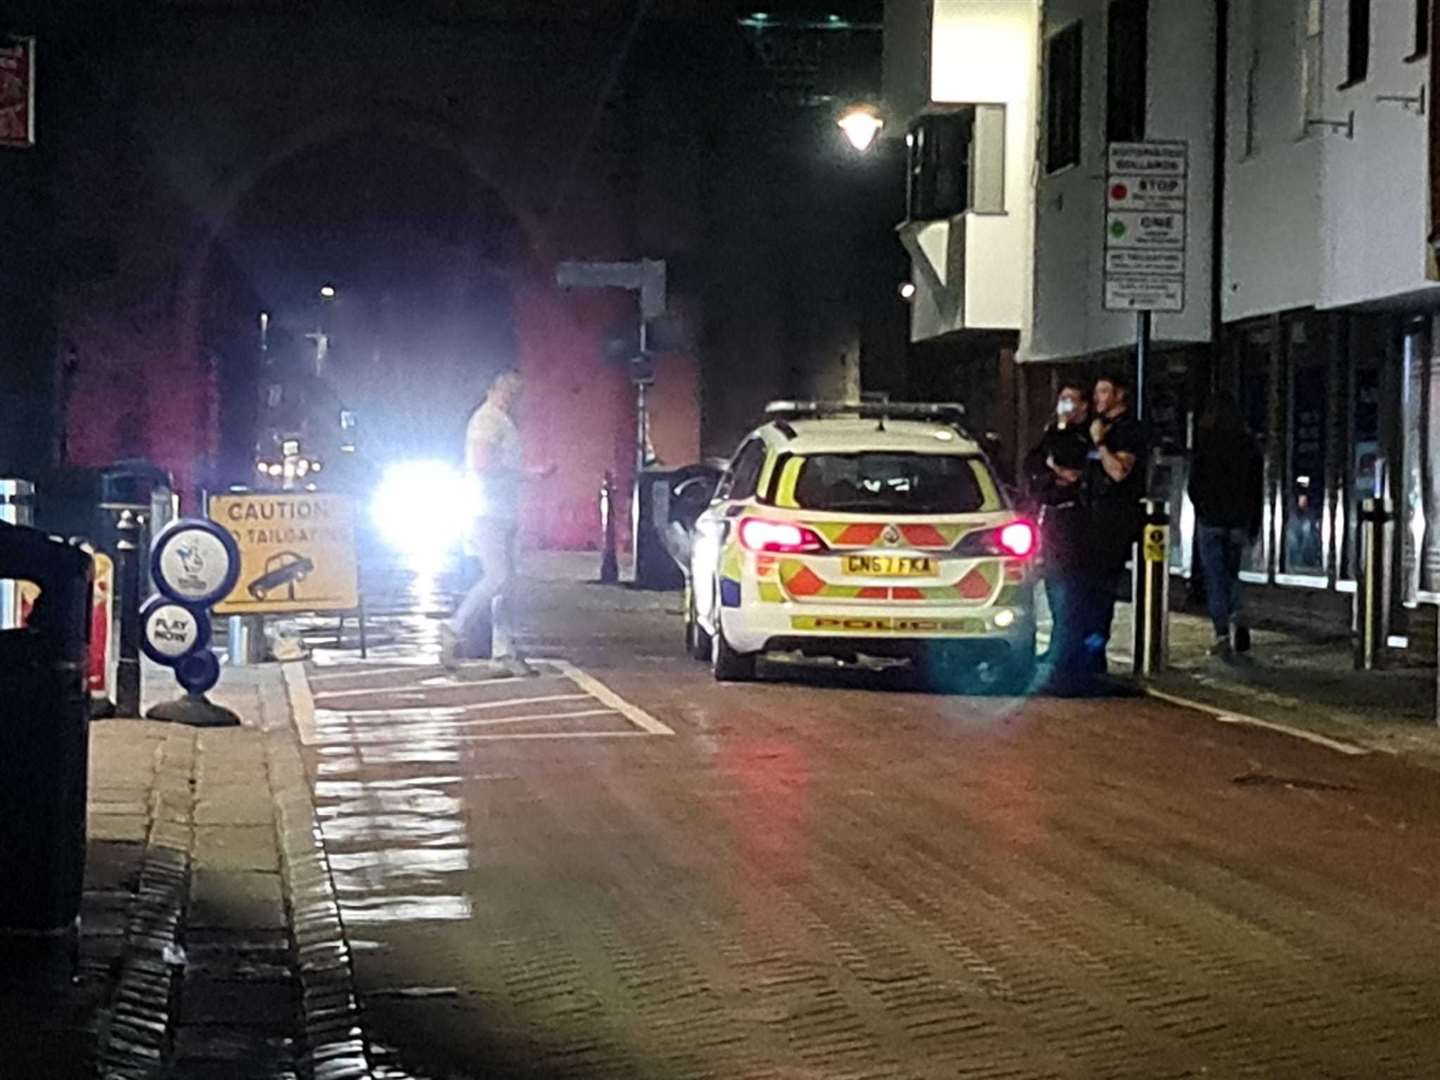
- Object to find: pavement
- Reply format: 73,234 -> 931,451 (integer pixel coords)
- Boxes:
3,552 -> 1440,1078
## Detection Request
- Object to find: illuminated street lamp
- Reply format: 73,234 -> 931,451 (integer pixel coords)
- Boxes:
319,283 -> 336,299
837,104 -> 884,152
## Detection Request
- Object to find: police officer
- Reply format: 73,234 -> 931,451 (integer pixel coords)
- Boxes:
1081,372 -> 1147,676
1024,382 -> 1093,679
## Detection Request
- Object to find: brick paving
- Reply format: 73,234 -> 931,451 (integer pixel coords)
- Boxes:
5,557 -> 1440,1078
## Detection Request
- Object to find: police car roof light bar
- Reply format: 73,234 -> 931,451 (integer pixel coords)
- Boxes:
764,400 -> 969,424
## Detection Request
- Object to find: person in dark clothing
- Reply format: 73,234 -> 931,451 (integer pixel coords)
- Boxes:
1081,373 -> 1148,675
1188,393 -> 1264,656
1024,382 -> 1093,676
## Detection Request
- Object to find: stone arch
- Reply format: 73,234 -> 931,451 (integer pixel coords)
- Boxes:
163,99 -> 635,549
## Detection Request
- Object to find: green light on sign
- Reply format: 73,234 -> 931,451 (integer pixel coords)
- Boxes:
1109,220 -> 1128,239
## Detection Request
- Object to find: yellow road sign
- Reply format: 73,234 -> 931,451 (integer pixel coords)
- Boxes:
209,493 -> 359,614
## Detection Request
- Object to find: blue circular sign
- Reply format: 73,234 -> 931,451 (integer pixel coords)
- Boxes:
139,596 -> 211,666
175,648 -> 221,696
151,518 -> 240,608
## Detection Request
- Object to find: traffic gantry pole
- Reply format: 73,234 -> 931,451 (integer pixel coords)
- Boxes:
1132,498 -> 1170,677
1354,497 -> 1390,671
115,509 -> 142,716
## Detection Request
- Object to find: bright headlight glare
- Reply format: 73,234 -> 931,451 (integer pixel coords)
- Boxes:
371,461 -> 477,564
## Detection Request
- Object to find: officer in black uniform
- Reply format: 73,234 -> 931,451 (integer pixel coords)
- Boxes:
1024,382 -> 1094,679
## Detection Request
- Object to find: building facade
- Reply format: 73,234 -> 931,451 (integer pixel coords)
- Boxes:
887,0 -> 1440,647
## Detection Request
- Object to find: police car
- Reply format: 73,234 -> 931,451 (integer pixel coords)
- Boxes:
686,401 -> 1038,692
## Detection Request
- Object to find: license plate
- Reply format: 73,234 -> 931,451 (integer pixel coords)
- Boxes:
843,554 -> 937,577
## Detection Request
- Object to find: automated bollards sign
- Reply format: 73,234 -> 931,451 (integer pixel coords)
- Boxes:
142,518 -> 243,726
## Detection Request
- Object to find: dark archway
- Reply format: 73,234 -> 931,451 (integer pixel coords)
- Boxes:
158,94 -> 548,498
204,124 -> 528,485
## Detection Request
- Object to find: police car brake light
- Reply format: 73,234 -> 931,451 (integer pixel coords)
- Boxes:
739,518 -> 826,554
954,520 -> 1037,559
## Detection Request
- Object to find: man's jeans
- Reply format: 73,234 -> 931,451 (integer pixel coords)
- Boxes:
1196,524 -> 1248,639
448,518 -> 517,660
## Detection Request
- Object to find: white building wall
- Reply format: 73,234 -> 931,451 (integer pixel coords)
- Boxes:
1224,0 -> 1328,319
1024,0 -> 1214,361
1317,2 -> 1434,309
1225,0 -> 1437,320
901,0 -> 1039,340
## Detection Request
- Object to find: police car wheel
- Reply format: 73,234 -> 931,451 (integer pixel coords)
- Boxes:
712,618 -> 757,682
684,584 -> 712,661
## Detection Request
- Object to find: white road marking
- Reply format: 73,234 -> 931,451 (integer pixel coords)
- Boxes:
288,659 -> 674,743
319,709 -> 622,736
1143,687 -> 1372,757
538,659 -> 676,736
308,664 -> 443,683
314,690 -> 590,710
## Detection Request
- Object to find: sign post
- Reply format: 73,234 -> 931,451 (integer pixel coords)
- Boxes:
1104,140 -> 1188,422
1106,141 -> 1187,677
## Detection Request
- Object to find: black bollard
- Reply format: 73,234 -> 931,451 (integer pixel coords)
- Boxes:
115,509 -> 142,716
599,472 -> 619,585
1354,497 -> 1390,671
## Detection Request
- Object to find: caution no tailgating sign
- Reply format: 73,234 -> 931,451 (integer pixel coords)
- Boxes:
209,493 -> 359,615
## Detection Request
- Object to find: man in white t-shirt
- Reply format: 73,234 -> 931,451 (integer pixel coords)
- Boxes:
441,370 -> 551,674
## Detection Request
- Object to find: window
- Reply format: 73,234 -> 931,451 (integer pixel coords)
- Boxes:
907,112 -> 974,221
1414,0 -> 1431,59
1106,0 -> 1148,144
1045,23 -> 1084,173
1243,44 -> 1261,156
906,107 -> 1006,221
1300,0 -> 1324,127
1343,0 -> 1370,86
786,454 -> 999,515
724,440 -> 768,502
1282,318 -> 1329,576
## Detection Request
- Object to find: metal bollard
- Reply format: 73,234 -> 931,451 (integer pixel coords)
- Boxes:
114,509 -> 142,716
1354,497 -> 1390,671
226,614 -> 266,666
1131,498 -> 1170,677
0,479 -> 36,628
599,472 -> 619,585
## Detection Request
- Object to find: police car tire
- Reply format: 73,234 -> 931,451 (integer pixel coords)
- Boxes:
712,620 -> 757,682
685,586 -> 712,661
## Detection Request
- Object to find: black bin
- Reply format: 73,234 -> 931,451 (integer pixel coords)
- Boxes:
0,524 -> 93,936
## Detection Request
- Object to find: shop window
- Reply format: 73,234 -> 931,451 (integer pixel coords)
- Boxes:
1400,321 -> 1440,600
1045,23 -> 1084,173
1344,344 -> 1383,581
1236,326 -> 1273,576
1282,319 -> 1328,576
1106,0 -> 1148,144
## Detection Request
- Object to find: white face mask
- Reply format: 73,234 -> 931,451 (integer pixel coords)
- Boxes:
1056,398 -> 1077,419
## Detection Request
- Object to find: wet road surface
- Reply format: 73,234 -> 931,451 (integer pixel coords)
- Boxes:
290,560 -> 1440,1078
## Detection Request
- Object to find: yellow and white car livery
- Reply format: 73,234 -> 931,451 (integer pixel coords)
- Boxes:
687,401 -> 1039,691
